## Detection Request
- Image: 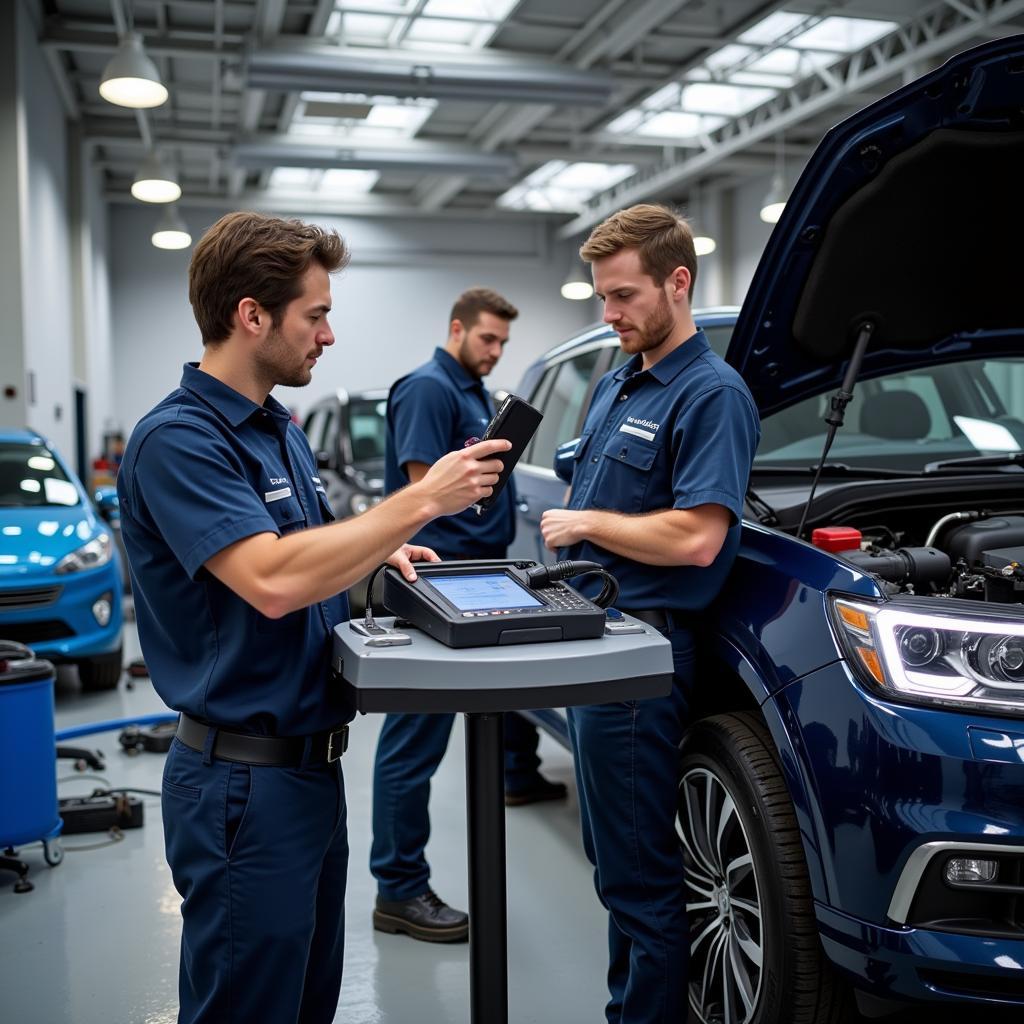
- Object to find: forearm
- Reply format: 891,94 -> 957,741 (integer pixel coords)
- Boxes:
240,484 -> 440,616
576,508 -> 723,567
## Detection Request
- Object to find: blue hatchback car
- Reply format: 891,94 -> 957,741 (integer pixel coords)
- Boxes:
510,36 -> 1024,1022
0,429 -> 123,690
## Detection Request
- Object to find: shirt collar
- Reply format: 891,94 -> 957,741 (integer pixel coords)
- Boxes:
180,363 -> 293,436
613,329 -> 710,386
432,347 -> 484,392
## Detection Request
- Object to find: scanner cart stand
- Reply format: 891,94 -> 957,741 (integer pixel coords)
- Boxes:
333,614 -> 673,1023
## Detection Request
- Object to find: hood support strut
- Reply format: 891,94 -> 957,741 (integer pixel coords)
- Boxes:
796,320 -> 876,540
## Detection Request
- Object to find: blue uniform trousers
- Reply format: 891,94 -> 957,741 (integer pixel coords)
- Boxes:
162,737 -> 349,1024
370,711 -> 541,901
567,625 -> 696,1024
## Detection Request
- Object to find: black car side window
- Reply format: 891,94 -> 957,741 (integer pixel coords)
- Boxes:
525,348 -> 603,470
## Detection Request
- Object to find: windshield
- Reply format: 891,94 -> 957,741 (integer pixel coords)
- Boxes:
346,398 -> 388,464
0,443 -> 80,507
755,356 -> 1024,472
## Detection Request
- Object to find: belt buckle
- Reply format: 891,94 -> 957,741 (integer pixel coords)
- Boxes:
327,726 -> 349,763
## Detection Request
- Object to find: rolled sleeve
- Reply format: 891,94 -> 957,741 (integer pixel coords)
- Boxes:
671,386 -> 761,525
133,420 -> 278,579
391,377 -> 456,469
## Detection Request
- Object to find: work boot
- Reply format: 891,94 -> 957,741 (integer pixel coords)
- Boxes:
373,889 -> 469,943
504,774 -> 568,807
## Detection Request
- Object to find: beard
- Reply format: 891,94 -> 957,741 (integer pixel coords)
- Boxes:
255,325 -> 314,388
459,338 -> 493,379
618,289 -> 674,355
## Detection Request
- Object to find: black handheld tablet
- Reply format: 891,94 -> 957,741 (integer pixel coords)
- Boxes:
473,395 -> 543,513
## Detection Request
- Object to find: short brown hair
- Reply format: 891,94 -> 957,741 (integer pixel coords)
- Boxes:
449,287 -> 518,331
188,212 -> 350,344
579,203 -> 697,299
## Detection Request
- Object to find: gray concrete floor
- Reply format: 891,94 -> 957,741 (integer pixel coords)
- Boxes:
1,617 -> 1018,1023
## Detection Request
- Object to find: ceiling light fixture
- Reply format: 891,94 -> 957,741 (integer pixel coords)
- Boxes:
131,154 -> 181,203
760,133 -> 788,224
690,180 -> 717,256
99,33 -> 168,109
560,261 -> 594,301
151,206 -> 191,250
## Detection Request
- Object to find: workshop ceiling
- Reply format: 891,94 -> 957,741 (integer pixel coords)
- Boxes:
36,0 -> 1024,231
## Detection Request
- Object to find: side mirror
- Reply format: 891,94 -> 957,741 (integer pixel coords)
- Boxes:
315,450 -> 332,471
94,486 -> 120,522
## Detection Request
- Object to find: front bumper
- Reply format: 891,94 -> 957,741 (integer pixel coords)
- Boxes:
773,659 -> 1024,1005
0,561 -> 123,661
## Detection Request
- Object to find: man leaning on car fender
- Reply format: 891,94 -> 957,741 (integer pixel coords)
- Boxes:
540,203 -> 761,1024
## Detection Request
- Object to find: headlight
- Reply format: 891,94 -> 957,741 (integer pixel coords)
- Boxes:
832,596 -> 1024,714
55,533 -> 112,574
349,493 -> 382,516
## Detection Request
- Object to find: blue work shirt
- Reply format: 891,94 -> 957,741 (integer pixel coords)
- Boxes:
118,363 -> 353,737
384,347 -> 515,557
555,330 -> 760,612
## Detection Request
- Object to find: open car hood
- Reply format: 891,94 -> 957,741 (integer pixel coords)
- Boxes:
726,34 -> 1024,417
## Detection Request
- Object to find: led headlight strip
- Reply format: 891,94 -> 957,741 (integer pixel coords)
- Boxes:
832,597 -> 1024,715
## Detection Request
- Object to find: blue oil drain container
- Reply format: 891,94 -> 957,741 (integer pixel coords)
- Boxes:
0,641 -> 62,891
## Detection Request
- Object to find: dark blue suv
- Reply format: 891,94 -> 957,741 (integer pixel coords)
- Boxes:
510,36 -> 1024,1022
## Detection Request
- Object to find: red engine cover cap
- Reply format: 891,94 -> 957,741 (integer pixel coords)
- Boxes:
811,526 -> 863,552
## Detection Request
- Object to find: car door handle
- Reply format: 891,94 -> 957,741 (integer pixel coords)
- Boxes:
517,501 -> 530,514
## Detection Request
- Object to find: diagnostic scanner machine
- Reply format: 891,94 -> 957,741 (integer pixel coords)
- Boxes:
380,558 -> 607,647
333,559 -> 672,1024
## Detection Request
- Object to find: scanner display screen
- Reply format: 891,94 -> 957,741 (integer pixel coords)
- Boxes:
427,573 -> 544,612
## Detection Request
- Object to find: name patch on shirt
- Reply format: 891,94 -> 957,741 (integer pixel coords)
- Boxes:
265,487 -> 292,503
620,416 -> 660,442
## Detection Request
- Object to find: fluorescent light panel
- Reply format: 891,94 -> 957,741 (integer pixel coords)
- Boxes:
295,92 -> 437,141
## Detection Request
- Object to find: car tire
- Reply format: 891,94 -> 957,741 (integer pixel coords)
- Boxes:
77,648 -> 123,692
678,711 -> 850,1024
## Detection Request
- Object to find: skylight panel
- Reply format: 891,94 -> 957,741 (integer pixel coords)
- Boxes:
339,13 -> 398,43
705,44 -> 756,71
641,83 -> 681,110
320,169 -> 381,194
407,0 -> 518,49
680,81 -> 776,117
497,160 -> 636,213
789,16 -> 897,52
365,101 -> 436,132
636,111 -> 726,138
269,168 -> 316,190
605,109 -> 644,134
738,11 -> 809,46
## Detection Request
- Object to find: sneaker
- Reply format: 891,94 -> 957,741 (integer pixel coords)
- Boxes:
373,889 -> 469,943
504,775 -> 568,807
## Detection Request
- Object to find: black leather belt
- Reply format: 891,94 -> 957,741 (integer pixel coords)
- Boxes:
176,714 -> 349,766
619,608 -> 677,631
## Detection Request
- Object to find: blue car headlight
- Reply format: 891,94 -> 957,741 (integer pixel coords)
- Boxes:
832,597 -> 1024,715
55,533 -> 113,575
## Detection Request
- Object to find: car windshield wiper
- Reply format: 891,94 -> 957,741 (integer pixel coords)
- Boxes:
752,462 -> 919,479
924,452 -> 1024,473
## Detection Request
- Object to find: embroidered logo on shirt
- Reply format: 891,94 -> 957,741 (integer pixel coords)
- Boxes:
269,477 -> 289,486
620,416 -> 660,442
265,487 -> 292,503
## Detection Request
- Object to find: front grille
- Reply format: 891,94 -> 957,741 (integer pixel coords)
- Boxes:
0,620 -> 74,644
0,585 -> 63,610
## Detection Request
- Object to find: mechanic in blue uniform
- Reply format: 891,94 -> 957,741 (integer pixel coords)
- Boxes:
117,212 -> 510,1024
541,204 -> 761,1024
371,287 -> 567,943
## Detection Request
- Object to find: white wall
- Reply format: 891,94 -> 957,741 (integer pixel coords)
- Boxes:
110,205 -> 596,432
19,3 -> 75,456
